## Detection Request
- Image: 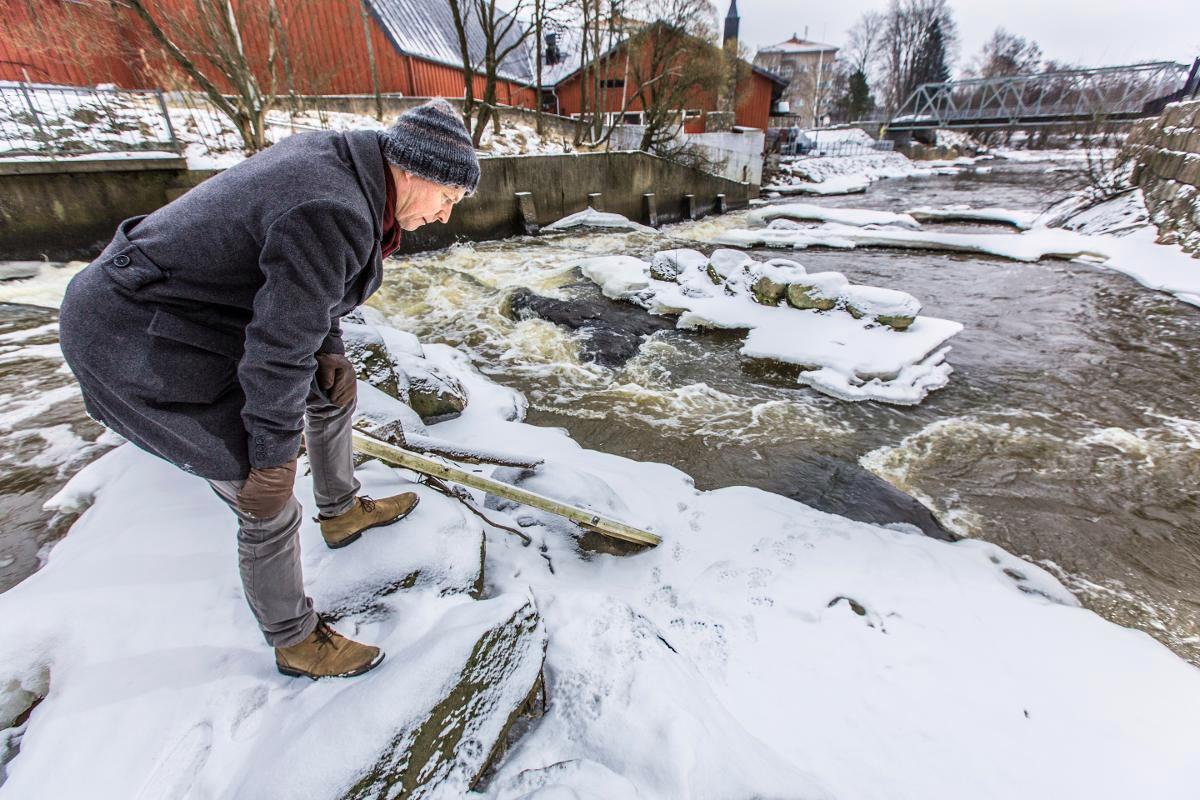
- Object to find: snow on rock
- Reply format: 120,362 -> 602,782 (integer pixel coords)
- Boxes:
764,174 -> 872,196
908,205 -> 1039,229
577,250 -> 961,405
578,255 -> 651,299
3,320 -> 1200,798
543,208 -> 657,234
343,310 -> 468,423
751,203 -> 920,229
840,284 -> 922,329
0,441 -> 545,797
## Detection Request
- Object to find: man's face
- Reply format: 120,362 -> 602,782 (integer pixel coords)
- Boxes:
391,169 -> 467,231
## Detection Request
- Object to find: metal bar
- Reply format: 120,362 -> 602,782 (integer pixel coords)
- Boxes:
16,80 -> 52,153
156,90 -> 181,154
352,431 -> 663,547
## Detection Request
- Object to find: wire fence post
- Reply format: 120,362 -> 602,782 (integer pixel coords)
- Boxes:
156,89 -> 182,154
17,79 -> 53,154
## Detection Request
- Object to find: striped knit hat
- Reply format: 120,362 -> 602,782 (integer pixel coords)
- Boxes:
380,99 -> 480,195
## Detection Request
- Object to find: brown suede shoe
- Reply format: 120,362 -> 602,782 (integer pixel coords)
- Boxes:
318,493 -> 420,549
275,618 -> 384,679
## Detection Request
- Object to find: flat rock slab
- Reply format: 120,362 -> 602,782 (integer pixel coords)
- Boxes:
0,442 -> 534,799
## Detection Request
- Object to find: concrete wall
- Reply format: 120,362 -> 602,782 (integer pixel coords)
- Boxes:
0,150 -> 750,260
0,156 -> 197,261
1119,100 -> 1200,256
607,127 -> 765,185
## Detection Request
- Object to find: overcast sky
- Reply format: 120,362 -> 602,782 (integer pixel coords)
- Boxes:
734,0 -> 1197,71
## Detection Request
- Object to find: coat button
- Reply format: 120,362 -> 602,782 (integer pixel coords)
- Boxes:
113,254 -> 131,267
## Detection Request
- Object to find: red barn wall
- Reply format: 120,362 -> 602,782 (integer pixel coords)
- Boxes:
0,0 -> 534,107
0,1 -> 138,86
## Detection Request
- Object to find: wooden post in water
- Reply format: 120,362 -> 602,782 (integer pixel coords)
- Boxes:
587,192 -> 603,211
715,193 -> 727,214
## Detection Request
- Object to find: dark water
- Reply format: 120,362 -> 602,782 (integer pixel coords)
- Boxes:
3,159 -> 1198,665
0,304 -> 107,592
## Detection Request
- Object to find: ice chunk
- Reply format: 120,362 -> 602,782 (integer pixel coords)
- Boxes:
577,255 -> 650,299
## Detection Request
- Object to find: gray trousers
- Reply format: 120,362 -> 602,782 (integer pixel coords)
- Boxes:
209,386 -> 360,648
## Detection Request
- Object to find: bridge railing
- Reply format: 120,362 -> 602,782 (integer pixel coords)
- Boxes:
887,61 -> 1192,130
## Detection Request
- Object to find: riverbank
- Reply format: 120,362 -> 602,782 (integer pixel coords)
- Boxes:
2,310 -> 1198,798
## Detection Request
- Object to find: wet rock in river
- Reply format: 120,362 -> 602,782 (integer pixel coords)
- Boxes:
502,286 -> 675,368
780,453 -> 956,542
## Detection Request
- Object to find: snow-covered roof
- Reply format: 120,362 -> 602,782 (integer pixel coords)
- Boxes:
367,0 -> 534,84
529,20 -> 590,87
758,36 -> 839,55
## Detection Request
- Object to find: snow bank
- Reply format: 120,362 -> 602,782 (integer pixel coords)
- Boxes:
751,203 -> 920,229
765,150 -> 967,196
579,249 -> 961,405
765,174 -> 872,195
2,320 -> 1200,798
908,205 -> 1039,229
714,221 -> 1112,263
543,208 -> 657,234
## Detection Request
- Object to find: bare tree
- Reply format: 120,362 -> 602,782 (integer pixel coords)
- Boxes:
845,11 -> 884,76
971,28 -> 1042,79
359,0 -> 385,121
447,0 -> 538,146
877,0 -> 958,112
124,0 -> 284,153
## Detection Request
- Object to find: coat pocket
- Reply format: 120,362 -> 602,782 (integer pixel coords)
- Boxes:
147,310 -> 243,404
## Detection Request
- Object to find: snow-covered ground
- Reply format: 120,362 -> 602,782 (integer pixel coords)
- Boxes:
1,310 -> 1199,799
765,151 -> 980,196
578,247 -> 961,405
0,83 -> 571,169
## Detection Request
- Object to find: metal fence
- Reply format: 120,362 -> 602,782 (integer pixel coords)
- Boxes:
0,82 -> 180,157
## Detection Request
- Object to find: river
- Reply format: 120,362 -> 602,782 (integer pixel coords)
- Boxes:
2,156 -> 1197,664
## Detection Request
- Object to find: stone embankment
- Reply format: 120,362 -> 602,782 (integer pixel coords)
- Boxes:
1121,99 -> 1200,256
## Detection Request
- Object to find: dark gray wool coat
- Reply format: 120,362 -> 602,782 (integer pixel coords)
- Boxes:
58,130 -> 388,480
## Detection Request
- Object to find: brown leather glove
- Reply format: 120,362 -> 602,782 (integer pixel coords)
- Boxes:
237,459 -> 298,519
315,352 -> 357,408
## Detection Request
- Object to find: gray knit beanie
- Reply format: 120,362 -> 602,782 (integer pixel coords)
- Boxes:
380,99 -> 480,195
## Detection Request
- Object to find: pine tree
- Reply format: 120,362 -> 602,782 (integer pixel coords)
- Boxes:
846,68 -> 874,120
912,19 -> 950,87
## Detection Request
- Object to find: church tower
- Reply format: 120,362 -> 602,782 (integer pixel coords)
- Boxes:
723,0 -> 740,48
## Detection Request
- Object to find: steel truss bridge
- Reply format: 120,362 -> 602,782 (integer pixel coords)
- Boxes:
884,59 -> 1200,131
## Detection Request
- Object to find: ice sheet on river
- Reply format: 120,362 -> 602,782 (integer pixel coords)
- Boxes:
713,195 -> 1200,306
580,249 -> 962,405
2,320 -> 1200,798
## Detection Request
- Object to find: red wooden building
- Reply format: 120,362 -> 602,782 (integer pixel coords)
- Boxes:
1,0 -> 777,129
0,0 -> 534,105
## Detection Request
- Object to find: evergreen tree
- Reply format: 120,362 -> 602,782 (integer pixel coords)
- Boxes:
912,19 -> 950,87
846,68 -> 875,120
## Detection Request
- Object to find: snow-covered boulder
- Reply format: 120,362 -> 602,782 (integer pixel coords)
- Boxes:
840,285 -> 922,330
343,314 -> 468,423
649,248 -> 709,282
578,251 -> 960,405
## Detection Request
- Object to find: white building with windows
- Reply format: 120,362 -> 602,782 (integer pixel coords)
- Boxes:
753,35 -> 839,124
